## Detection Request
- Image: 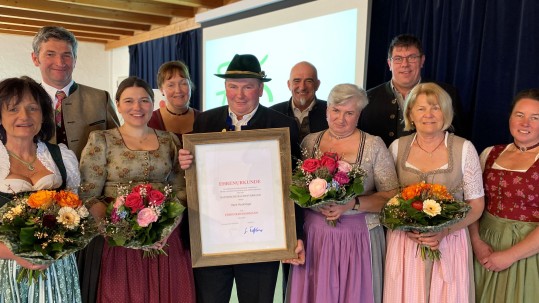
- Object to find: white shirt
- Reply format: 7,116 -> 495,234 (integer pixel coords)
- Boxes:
291,98 -> 316,124
41,80 -> 74,108
228,105 -> 259,131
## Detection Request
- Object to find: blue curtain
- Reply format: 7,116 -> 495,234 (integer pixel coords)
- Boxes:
129,28 -> 202,110
366,0 -> 539,151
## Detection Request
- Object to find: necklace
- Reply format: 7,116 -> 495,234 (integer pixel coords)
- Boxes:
328,129 -> 356,140
166,106 -> 190,116
118,128 -> 151,144
513,141 -> 539,152
7,150 -> 37,171
415,136 -> 445,157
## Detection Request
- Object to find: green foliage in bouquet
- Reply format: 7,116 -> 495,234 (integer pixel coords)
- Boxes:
381,182 -> 471,260
0,190 -> 97,283
289,151 -> 366,208
103,183 -> 185,256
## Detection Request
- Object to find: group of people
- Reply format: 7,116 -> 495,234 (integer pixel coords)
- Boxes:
0,26 -> 197,303
0,25 -> 537,303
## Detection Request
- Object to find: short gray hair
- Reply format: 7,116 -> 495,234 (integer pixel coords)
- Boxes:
327,83 -> 369,112
32,26 -> 78,58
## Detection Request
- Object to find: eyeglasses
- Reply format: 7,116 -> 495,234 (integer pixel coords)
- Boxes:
390,54 -> 422,64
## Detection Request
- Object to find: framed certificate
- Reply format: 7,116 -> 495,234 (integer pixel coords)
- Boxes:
183,128 -> 297,267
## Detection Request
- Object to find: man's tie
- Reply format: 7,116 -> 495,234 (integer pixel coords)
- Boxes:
55,90 -> 66,127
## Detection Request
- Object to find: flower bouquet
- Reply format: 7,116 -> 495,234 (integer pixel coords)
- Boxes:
0,189 -> 96,283
289,150 -> 366,226
102,183 -> 185,257
380,182 -> 471,260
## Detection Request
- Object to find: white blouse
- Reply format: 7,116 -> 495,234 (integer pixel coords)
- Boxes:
0,141 -> 80,193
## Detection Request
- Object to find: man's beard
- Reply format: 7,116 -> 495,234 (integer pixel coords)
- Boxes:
298,97 -> 306,106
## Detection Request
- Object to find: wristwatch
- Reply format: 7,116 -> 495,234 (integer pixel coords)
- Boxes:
353,196 -> 361,211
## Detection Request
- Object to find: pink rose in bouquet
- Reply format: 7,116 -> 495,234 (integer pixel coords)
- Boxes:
308,178 -> 328,198
302,158 -> 320,173
290,149 -> 366,227
337,160 -> 352,173
137,208 -> 158,227
124,192 -> 144,213
320,152 -> 338,173
148,189 -> 165,206
103,183 -> 185,257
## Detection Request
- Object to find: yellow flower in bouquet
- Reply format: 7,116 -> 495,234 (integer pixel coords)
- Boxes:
380,182 -> 471,260
0,189 -> 97,283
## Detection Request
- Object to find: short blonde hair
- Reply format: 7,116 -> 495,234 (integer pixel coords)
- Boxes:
403,83 -> 453,131
327,83 -> 368,112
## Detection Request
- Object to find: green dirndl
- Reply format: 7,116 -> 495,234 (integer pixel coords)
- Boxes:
474,212 -> 539,303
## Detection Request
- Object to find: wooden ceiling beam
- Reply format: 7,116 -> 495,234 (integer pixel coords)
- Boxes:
0,16 -> 134,36
48,0 -> 195,17
0,23 -> 120,40
0,29 -> 110,43
0,7 -> 151,31
150,0 -> 223,9
105,17 -> 200,50
0,0 -> 172,25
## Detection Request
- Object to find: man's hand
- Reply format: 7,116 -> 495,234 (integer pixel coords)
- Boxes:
178,149 -> 194,170
282,239 -> 305,265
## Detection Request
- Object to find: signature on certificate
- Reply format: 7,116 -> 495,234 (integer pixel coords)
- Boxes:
244,226 -> 263,235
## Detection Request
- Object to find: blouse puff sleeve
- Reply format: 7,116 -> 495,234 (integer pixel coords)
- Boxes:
79,131 -> 108,208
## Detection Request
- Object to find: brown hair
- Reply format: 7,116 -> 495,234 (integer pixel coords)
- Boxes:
157,61 -> 193,89
0,76 -> 55,143
115,77 -> 154,103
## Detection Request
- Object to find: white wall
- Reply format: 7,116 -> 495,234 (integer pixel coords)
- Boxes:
0,33 -> 129,98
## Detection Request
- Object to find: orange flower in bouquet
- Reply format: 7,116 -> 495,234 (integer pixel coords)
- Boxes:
0,189 -> 96,283
381,182 -> 470,260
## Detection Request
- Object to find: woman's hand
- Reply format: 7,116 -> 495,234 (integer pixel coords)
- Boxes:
319,200 -> 354,221
471,238 -> 493,263
282,240 -> 305,266
406,229 -> 446,250
14,257 -> 49,271
178,149 -> 193,170
481,250 -> 515,272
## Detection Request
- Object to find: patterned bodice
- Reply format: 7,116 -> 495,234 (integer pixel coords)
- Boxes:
484,144 -> 539,222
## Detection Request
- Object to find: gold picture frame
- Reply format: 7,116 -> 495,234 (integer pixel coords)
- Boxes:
183,128 -> 297,268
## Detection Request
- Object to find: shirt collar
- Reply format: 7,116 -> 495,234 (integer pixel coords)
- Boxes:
41,80 -> 74,100
291,97 -> 316,113
390,78 -> 421,99
228,104 -> 259,130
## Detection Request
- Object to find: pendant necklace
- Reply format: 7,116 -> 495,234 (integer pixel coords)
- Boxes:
7,150 -> 37,171
415,136 -> 445,157
166,106 -> 190,116
513,141 -> 539,152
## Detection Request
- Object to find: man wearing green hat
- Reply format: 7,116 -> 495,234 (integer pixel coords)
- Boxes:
179,54 -> 304,303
